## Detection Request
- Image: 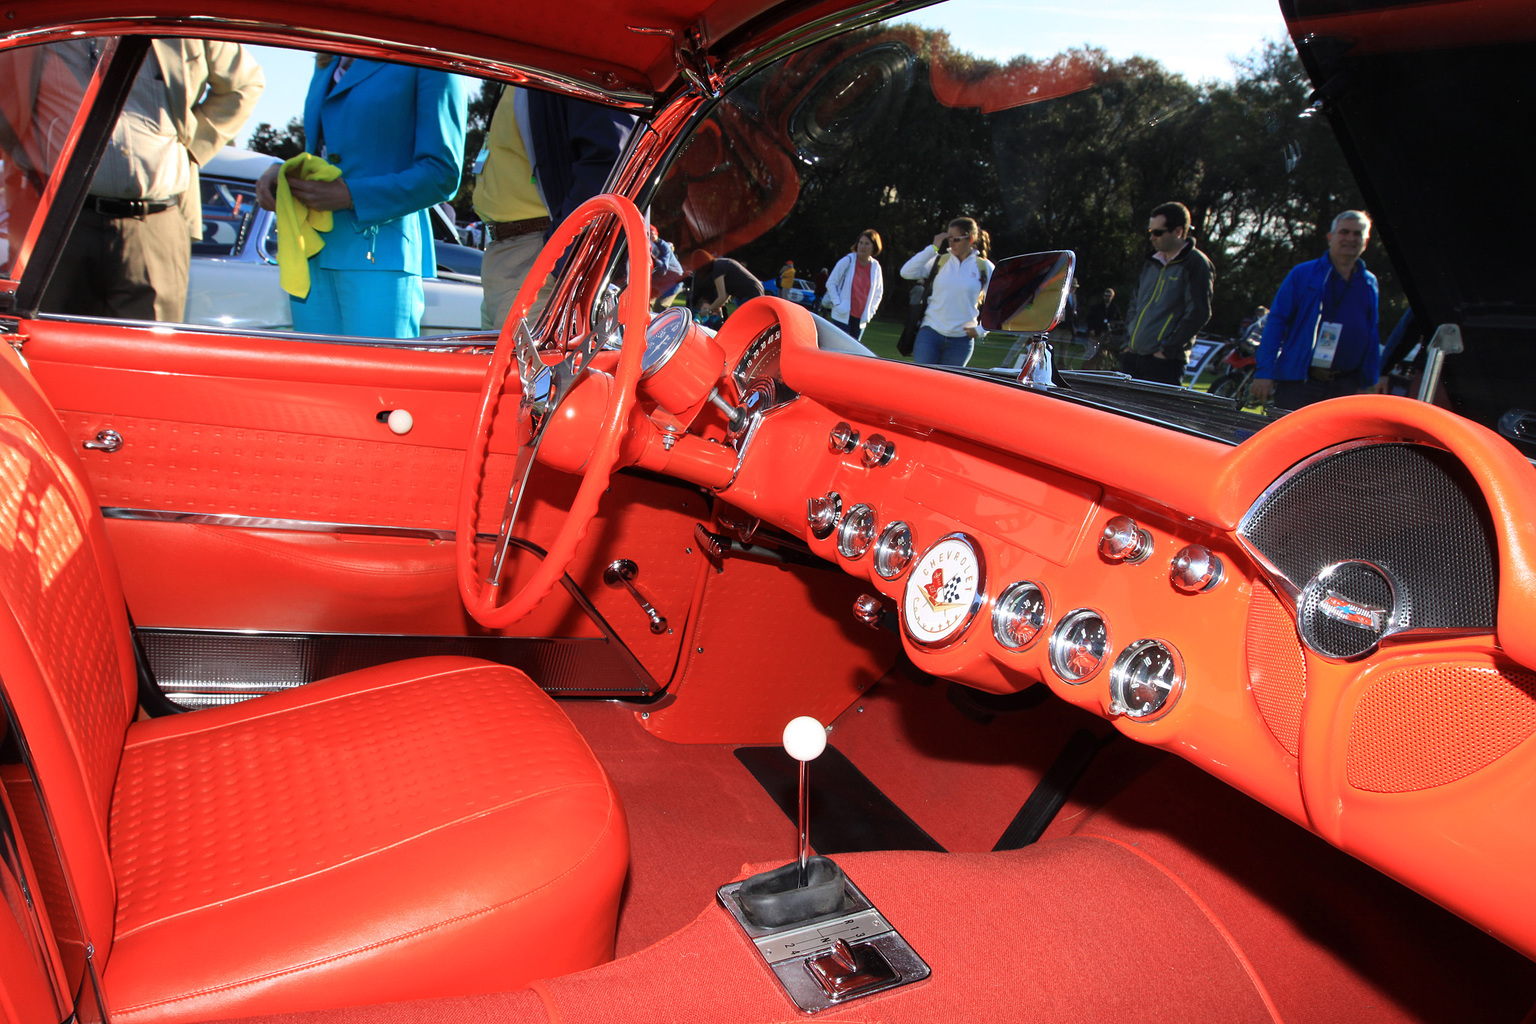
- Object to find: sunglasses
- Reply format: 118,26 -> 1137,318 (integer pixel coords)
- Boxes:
1148,227 -> 1176,237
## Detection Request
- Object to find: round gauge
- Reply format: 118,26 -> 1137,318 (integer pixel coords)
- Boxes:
1049,609 -> 1110,683
641,306 -> 693,377
1109,639 -> 1184,721
901,533 -> 985,648
874,522 -> 914,580
837,504 -> 877,559
992,581 -> 1049,651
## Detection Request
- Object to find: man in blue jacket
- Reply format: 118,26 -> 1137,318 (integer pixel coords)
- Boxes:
1251,211 -> 1381,409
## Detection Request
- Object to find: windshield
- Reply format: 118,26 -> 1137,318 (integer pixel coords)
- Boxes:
649,2 -> 1417,442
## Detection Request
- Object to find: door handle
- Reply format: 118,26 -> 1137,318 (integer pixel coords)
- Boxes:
82,430 -> 124,453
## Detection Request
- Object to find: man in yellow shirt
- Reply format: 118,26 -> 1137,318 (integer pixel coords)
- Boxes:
473,87 -> 635,329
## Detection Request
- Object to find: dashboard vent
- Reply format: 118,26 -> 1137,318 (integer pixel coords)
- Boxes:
1239,442 -> 1497,636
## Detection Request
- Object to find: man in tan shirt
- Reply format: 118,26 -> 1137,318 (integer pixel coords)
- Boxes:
41,39 -> 264,322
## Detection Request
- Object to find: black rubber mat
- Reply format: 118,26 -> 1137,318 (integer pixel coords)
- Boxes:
734,745 -> 946,854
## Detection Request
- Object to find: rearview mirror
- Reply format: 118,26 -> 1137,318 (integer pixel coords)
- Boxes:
979,251 -> 1075,334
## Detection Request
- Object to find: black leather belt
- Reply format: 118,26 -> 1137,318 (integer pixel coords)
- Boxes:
87,195 -> 178,217
1309,366 -> 1356,382
486,216 -> 550,242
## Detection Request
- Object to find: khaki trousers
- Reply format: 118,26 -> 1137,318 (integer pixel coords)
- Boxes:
40,205 -> 189,322
480,231 -> 554,330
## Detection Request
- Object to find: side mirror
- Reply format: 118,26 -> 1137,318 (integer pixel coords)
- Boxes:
979,250 -> 1075,334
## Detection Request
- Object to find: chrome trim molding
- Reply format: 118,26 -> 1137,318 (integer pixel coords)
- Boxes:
103,507 -> 661,694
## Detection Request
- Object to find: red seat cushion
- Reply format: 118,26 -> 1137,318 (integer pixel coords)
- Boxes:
102,656 -> 627,1024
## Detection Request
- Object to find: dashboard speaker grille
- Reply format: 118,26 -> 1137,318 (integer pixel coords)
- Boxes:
1347,663 -> 1536,792
1246,584 -> 1305,756
1240,443 -> 1497,632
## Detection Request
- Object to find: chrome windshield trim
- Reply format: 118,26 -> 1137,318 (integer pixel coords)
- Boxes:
0,20 -> 654,106
35,313 -> 499,351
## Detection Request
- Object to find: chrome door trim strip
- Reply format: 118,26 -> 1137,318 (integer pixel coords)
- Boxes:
101,506 -> 665,698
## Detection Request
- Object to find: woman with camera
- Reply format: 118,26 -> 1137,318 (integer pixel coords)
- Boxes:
899,217 -> 993,366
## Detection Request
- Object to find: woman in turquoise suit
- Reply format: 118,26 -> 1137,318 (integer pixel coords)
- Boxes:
257,56 -> 468,338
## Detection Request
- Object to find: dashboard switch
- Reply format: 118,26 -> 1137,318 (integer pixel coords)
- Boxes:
1100,515 -> 1152,564
853,594 -> 884,628
860,433 -> 896,467
1170,544 -> 1223,592
807,492 -> 842,539
829,422 -> 860,453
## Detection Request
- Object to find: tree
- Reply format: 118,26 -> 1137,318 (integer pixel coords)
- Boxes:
247,118 -> 305,160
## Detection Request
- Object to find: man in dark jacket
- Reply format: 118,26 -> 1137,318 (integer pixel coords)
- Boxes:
1121,201 -> 1215,385
474,87 -> 635,329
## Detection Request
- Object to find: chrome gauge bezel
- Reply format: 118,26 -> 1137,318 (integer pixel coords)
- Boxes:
837,504 -> 878,559
1108,639 -> 1185,722
874,521 -> 915,580
991,581 -> 1050,651
1049,608 -> 1110,683
901,532 -> 986,649
639,305 -> 693,380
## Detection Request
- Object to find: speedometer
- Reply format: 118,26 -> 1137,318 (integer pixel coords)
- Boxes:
901,533 -> 985,648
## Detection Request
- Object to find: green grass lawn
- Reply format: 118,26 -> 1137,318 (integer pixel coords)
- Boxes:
858,320 -> 1020,368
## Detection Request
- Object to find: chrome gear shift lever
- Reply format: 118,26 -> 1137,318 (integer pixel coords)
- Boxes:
782,716 -> 827,886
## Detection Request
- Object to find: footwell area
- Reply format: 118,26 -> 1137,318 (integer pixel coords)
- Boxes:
565,672 -> 1536,1022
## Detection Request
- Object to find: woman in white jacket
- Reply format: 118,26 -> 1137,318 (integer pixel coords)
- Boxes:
824,229 -> 884,338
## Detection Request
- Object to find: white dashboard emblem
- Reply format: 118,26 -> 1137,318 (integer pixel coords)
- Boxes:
902,534 -> 984,647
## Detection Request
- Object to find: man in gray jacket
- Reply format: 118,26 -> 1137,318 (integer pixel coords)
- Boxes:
1121,201 -> 1214,385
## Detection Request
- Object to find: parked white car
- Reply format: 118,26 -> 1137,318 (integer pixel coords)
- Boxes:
186,148 -> 484,335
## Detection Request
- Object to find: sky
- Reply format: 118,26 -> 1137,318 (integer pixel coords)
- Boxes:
234,0 -> 1291,147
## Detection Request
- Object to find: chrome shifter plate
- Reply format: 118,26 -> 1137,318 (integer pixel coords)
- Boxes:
717,872 -> 930,1013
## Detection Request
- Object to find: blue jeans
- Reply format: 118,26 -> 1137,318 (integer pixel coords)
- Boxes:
912,326 -> 973,367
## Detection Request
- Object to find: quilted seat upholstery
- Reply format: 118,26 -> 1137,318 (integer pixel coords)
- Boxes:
0,347 -> 627,1024
105,657 -> 627,1024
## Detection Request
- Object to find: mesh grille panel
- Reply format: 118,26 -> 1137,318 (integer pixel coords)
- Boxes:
1240,444 -> 1497,630
1347,664 -> 1536,792
1245,584 -> 1305,756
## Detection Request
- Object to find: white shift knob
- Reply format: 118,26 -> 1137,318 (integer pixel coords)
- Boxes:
386,408 -> 414,435
782,716 -> 827,762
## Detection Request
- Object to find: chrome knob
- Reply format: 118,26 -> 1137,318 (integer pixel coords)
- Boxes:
1100,515 -> 1152,564
860,433 -> 895,468
806,492 -> 842,539
829,421 -> 859,453
1170,544 -> 1223,593
853,593 -> 884,628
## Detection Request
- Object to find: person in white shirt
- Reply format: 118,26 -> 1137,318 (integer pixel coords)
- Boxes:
899,216 -> 993,366
824,228 -> 884,339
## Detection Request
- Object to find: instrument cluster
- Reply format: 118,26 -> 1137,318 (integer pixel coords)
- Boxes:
801,420 -> 1239,728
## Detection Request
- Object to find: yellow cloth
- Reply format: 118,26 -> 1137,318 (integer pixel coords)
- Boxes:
275,153 -> 343,298
472,90 -> 549,223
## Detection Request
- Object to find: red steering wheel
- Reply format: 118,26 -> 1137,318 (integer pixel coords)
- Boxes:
456,193 -> 651,628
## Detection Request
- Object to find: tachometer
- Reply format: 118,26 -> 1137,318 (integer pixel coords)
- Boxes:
640,306 -> 725,414
902,533 -> 985,648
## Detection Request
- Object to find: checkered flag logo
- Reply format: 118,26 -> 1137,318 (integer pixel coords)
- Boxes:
935,575 -> 965,605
